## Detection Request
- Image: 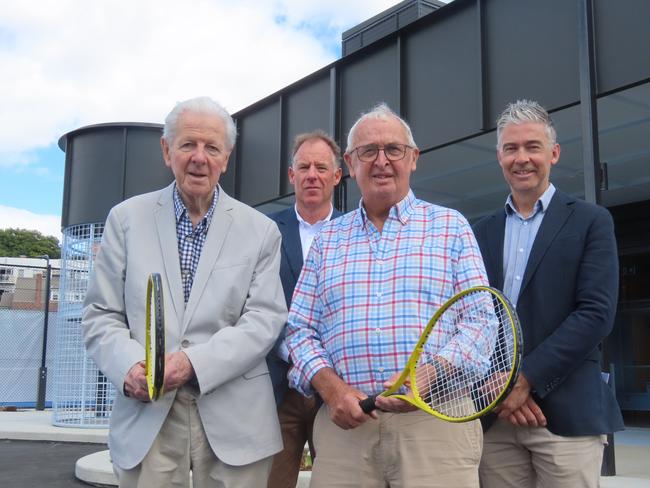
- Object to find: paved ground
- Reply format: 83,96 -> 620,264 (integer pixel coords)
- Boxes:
0,439 -> 107,487
0,410 -> 649,487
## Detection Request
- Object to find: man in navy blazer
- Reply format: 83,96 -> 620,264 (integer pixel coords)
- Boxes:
266,130 -> 342,488
473,100 -> 623,488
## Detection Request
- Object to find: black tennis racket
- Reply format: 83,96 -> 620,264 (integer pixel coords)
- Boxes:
359,286 -> 522,422
145,272 -> 165,401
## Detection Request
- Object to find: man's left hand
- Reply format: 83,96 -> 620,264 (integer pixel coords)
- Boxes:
163,351 -> 195,392
374,373 -> 418,413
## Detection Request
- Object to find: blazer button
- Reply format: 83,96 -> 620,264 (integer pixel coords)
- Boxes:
181,339 -> 190,348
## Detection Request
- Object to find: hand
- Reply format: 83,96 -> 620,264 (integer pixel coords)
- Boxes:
504,396 -> 547,427
479,371 -> 511,405
374,372 -> 418,413
494,374 -> 531,417
123,361 -> 150,401
163,351 -> 195,392
312,368 -> 374,429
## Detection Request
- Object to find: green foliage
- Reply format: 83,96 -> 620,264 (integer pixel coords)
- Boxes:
0,228 -> 61,259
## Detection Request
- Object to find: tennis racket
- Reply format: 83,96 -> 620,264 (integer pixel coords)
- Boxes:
359,285 -> 522,422
145,272 -> 165,401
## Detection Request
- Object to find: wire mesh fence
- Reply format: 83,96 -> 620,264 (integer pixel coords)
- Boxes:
0,261 -> 57,407
52,222 -> 114,427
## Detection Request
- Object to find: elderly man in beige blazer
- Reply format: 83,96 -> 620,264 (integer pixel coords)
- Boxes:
82,96 -> 287,488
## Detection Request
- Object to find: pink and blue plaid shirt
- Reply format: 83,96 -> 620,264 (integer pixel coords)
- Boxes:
286,190 -> 491,396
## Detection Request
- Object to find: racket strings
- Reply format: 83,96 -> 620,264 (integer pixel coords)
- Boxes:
413,289 -> 518,419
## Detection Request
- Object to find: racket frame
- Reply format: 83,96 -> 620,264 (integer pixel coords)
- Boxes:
145,272 -> 165,401
364,285 -> 522,422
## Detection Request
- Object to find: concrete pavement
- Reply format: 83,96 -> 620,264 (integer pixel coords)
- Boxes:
1,409 -> 649,487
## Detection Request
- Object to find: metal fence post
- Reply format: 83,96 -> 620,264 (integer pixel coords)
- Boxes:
36,255 -> 51,410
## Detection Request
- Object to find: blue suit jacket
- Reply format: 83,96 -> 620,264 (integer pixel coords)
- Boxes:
266,206 -> 342,406
473,190 -> 624,436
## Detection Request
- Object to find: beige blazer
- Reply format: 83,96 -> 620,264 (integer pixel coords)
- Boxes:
82,184 -> 287,469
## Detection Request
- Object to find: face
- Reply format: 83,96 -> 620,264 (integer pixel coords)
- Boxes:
344,117 -> 418,211
497,121 -> 560,200
161,110 -> 231,208
289,139 -> 342,212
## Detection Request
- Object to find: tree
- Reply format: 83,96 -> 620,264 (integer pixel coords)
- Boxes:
0,228 -> 61,259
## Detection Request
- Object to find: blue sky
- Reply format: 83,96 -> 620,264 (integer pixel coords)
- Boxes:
0,0 -> 416,241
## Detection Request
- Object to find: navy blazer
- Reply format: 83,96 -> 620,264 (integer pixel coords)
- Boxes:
473,190 -> 624,436
266,206 -> 342,406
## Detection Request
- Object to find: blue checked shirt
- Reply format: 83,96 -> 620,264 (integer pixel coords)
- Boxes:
286,190 -> 492,396
173,186 -> 218,303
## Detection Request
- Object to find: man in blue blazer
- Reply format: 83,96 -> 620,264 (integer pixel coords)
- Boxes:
473,100 -> 623,488
266,130 -> 342,488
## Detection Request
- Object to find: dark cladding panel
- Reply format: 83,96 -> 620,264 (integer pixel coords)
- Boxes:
124,127 -> 172,199
238,100 -> 281,205
484,0 -> 579,123
64,128 -> 125,227
403,2 -> 482,150
594,0 -> 650,94
340,45 -> 399,147
284,75 -> 332,190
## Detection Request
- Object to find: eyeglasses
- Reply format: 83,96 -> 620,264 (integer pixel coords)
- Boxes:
350,143 -> 413,163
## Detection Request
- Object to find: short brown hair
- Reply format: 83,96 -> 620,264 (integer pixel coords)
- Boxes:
292,130 -> 341,169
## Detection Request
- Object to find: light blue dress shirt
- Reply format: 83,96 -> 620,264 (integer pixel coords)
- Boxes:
502,184 -> 556,305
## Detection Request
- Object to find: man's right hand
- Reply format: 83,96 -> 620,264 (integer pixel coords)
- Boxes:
123,361 -> 150,402
312,368 -> 375,429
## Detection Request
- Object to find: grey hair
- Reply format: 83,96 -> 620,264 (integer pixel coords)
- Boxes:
346,103 -> 417,153
163,96 -> 237,150
292,130 -> 341,169
496,99 -> 557,149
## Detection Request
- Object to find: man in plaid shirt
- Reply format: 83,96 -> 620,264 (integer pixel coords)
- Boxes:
285,103 -> 490,488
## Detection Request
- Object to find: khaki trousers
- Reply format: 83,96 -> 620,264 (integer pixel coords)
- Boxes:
310,404 -> 482,488
114,388 -> 272,488
267,389 -> 319,488
479,418 -> 606,488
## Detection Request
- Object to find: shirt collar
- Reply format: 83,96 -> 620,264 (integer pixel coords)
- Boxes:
504,183 -> 556,216
173,185 -> 219,228
359,189 -> 416,226
294,203 -> 334,227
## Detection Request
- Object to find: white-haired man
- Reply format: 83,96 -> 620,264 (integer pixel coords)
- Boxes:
83,96 -> 287,488
286,103 -> 491,487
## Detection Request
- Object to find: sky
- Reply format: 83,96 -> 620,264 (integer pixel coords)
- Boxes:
0,0 -> 437,242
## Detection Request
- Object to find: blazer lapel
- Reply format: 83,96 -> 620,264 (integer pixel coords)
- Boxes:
278,209 -> 303,282
182,187 -> 233,332
154,185 -> 184,325
520,191 -> 574,294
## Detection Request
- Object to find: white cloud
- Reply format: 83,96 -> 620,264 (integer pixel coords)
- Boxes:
0,205 -> 62,243
0,0 -> 402,168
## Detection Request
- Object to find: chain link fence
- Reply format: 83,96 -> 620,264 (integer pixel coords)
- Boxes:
0,261 -> 58,407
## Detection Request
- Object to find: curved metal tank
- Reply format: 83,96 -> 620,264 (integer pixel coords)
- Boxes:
54,122 -> 171,427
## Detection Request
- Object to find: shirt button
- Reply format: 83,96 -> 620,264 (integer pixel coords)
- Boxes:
375,328 -> 381,334
376,292 -> 382,298
515,275 -> 521,281
378,367 -> 385,373
181,339 -> 190,348
187,235 -> 194,242
519,248 -> 524,253
523,221 -> 528,226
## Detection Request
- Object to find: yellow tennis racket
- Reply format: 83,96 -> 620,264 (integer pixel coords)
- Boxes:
145,272 -> 165,401
359,286 -> 522,422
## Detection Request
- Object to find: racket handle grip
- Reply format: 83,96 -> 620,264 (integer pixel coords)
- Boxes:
359,395 -> 378,414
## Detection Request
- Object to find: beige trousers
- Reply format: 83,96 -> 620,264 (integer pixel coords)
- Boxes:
309,404 -> 482,488
114,388 -> 272,488
479,418 -> 606,488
